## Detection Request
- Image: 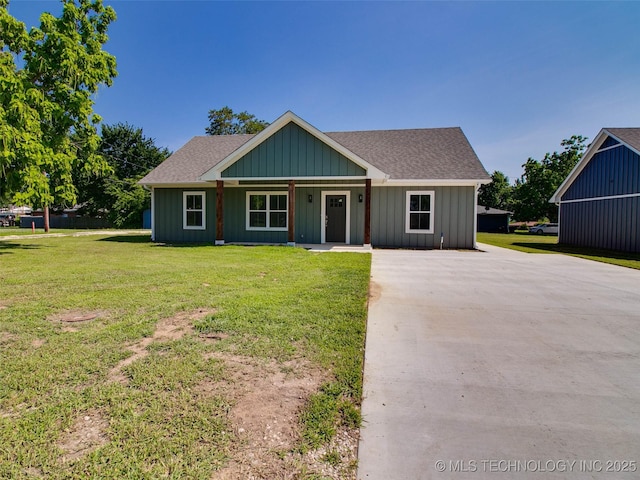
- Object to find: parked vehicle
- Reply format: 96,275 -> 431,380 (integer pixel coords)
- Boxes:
529,223 -> 558,235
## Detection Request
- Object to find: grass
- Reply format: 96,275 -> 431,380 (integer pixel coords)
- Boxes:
478,231 -> 640,270
0,227 -> 86,236
0,234 -> 370,478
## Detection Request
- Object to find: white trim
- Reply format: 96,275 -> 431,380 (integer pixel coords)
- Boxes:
226,183 -> 367,188
183,191 -> 206,230
473,183 -> 479,249
559,192 -> 640,204
220,175 -> 367,182
595,143 -> 623,153
150,186 -> 155,241
405,190 -> 435,234
320,190 -> 351,244
382,179 -> 486,187
245,191 -> 288,231
200,111 -> 387,181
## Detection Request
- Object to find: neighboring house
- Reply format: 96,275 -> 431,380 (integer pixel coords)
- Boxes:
476,205 -> 511,233
550,128 -> 640,253
140,111 -> 490,249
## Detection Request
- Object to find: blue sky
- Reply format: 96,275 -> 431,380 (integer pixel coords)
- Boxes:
8,0 -> 640,182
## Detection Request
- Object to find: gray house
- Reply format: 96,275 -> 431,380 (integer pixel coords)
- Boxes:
550,128 -> 640,253
140,111 -> 490,249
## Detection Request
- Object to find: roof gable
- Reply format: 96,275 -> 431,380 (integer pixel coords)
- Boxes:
220,121 -> 367,179
550,128 -> 640,203
201,111 -> 386,181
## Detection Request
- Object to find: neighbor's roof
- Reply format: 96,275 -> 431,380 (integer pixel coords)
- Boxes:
476,205 -> 512,215
605,128 -> 640,153
140,125 -> 489,184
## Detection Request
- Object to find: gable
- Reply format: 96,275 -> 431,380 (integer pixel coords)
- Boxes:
221,122 -> 366,178
562,140 -> 640,201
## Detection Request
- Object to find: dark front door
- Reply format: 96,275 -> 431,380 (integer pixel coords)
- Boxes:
326,195 -> 346,242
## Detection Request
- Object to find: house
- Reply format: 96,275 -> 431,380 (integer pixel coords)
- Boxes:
139,111 -> 490,249
476,205 -> 511,233
550,128 -> 640,253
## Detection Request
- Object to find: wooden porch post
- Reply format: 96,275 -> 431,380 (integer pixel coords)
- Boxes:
288,180 -> 295,246
215,180 -> 224,245
364,178 -> 371,246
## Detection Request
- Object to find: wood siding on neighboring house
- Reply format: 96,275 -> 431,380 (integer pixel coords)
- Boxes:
560,196 -> 640,252
371,186 -> 476,248
154,188 -> 216,243
559,141 -> 640,252
221,122 -> 366,178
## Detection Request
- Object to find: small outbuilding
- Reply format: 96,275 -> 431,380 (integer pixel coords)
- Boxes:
550,128 -> 640,253
476,205 -> 511,233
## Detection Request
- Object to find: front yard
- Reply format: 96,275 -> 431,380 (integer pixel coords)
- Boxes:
477,232 -> 640,270
0,234 -> 370,479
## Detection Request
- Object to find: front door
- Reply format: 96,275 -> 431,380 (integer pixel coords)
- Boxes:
325,195 -> 346,242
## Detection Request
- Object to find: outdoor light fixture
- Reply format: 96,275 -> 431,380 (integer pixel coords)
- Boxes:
359,194 -> 363,203
308,194 -> 313,203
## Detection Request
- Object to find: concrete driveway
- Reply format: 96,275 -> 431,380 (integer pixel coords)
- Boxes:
358,245 -> 640,479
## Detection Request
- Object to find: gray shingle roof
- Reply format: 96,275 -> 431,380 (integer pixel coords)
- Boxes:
605,128 -> 640,153
140,125 -> 489,184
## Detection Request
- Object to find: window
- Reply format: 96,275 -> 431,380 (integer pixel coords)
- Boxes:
246,192 -> 288,231
405,190 -> 434,234
183,191 -> 205,230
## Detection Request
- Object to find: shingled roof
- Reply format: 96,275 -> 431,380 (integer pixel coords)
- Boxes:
605,128 -> 640,153
140,123 -> 489,184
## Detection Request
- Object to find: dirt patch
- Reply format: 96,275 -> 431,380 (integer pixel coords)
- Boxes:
108,308 -> 216,384
368,281 -> 382,304
31,338 -> 46,348
0,332 -> 17,344
49,310 -> 106,323
203,353 -> 357,480
58,409 -> 109,462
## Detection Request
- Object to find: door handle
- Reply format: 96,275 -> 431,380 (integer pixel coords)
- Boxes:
325,215 -> 328,228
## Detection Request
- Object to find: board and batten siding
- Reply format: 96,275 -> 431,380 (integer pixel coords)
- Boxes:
223,186 -> 365,244
559,142 -> 640,252
562,145 -> 640,201
154,188 -> 216,243
370,186 -> 476,248
221,122 -> 366,178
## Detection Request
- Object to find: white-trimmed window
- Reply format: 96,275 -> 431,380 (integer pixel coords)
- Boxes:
246,191 -> 288,231
405,190 -> 434,234
183,191 -> 206,230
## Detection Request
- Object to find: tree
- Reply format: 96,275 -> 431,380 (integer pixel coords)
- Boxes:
512,135 -> 587,222
205,106 -> 269,135
0,0 -> 117,225
478,170 -> 512,211
75,123 -> 170,227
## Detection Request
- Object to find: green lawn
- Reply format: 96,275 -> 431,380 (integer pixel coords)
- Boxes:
478,232 -> 640,270
0,235 -> 370,478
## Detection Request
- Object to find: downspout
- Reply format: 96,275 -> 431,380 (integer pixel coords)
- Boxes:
473,182 -> 480,249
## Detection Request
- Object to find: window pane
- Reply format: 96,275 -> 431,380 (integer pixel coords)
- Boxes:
270,212 -> 286,228
409,213 -> 419,230
420,195 -> 430,212
186,211 -> 202,227
409,195 -> 419,211
250,212 -> 266,228
250,195 -> 266,211
270,194 -> 287,211
418,213 -> 430,230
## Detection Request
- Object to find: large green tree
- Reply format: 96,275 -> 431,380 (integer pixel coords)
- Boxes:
0,0 -> 117,210
512,135 -> 587,222
478,170 -> 512,211
75,123 -> 170,227
205,106 -> 269,135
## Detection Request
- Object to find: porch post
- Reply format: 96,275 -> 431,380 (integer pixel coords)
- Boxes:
364,178 -> 372,246
288,180 -> 295,246
215,180 -> 224,245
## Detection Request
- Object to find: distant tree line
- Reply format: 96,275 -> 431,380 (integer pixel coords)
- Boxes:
479,135 -> 588,222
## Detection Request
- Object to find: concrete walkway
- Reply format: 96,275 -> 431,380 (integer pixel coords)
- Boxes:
358,246 -> 640,479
